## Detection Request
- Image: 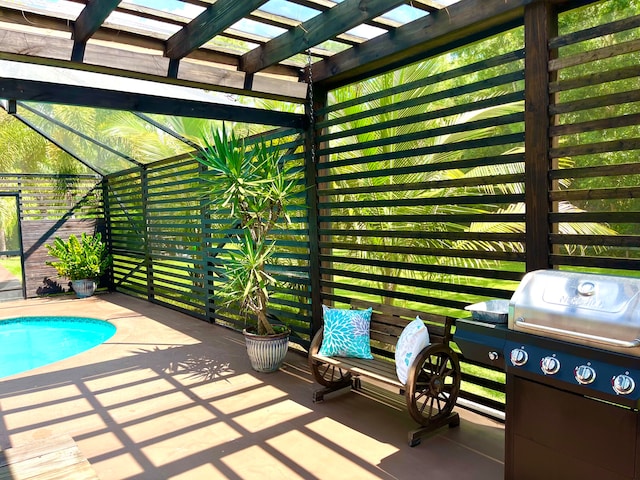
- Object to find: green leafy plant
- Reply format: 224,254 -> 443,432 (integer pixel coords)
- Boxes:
46,232 -> 111,281
197,125 -> 297,335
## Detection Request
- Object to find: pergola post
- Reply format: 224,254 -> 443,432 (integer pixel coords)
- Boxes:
524,0 -> 558,272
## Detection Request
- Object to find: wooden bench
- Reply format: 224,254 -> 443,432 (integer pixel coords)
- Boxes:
308,300 -> 461,447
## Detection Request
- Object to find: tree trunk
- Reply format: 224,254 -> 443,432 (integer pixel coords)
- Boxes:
256,287 -> 276,335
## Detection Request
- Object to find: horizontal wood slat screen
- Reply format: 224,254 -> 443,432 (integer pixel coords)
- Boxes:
105,127 -> 312,347
549,4 -> 640,273
316,29 -> 528,412
318,30 -> 526,316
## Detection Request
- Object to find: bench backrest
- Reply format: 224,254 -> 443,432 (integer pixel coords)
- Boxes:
350,299 -> 454,356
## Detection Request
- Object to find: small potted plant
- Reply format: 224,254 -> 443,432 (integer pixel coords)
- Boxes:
197,125 -> 297,372
45,232 -> 111,298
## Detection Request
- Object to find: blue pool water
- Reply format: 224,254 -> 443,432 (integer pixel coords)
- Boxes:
0,316 -> 116,379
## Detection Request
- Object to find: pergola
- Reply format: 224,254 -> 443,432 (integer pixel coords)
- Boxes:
1,0 -> 639,415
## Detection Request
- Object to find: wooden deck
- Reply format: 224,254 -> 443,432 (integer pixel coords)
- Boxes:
0,434 -> 99,479
0,294 -> 504,479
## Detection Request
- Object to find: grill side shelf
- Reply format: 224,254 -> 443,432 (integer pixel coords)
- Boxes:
454,318 -> 507,370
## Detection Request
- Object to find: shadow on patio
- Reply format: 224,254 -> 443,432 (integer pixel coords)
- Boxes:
0,294 -> 504,479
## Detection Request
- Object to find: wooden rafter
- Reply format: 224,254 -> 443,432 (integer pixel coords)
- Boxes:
240,0 -> 408,74
71,0 -> 121,62
165,0 -> 268,60
310,0 -> 534,88
73,0 -> 121,44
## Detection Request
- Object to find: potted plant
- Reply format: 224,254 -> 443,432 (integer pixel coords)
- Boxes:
45,232 -> 111,298
197,125 -> 297,372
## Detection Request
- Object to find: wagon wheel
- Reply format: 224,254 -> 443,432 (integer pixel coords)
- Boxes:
308,329 -> 352,388
405,344 -> 460,426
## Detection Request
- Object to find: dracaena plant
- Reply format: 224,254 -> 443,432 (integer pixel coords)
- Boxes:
197,126 -> 297,335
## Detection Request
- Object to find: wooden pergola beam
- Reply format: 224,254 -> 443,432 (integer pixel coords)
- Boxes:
165,0 -> 268,60
0,28 -> 307,102
240,0 -> 407,74
0,77 -> 305,129
311,0 -> 535,88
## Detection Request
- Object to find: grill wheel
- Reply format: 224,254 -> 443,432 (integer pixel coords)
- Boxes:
406,344 -> 461,426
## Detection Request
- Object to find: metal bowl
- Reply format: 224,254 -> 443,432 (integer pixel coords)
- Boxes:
464,299 -> 510,323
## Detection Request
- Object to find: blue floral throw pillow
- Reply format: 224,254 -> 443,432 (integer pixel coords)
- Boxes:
319,305 -> 374,359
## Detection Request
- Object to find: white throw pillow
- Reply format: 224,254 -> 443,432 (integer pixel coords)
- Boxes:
395,317 -> 430,384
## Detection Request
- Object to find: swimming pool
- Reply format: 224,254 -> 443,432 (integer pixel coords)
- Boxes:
0,316 -> 116,379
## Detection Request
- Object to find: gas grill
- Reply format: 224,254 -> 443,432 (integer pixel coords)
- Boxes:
454,270 -> 640,480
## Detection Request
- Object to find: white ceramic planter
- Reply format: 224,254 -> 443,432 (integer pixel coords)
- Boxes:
71,279 -> 97,298
243,328 -> 290,373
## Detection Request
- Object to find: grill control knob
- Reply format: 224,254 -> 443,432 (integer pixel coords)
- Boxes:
541,356 -> 561,375
574,365 -> 596,385
612,374 -> 636,395
510,348 -> 528,367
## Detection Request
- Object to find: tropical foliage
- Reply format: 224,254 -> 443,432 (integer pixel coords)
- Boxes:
46,232 -> 111,281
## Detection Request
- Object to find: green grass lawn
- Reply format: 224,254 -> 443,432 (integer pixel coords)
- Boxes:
0,256 -> 22,278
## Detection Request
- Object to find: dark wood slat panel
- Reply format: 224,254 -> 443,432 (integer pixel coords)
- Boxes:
319,229 -> 526,242
550,186 -> 640,201
321,280 -> 467,311
321,254 -> 524,281
320,93 -> 525,144
550,255 -> 640,270
319,242 -> 525,261
318,138 -> 525,181
549,65 -> 640,94
550,234 -> 640,247
550,113 -> 640,137
550,138 -> 640,158
317,71 -> 524,130
459,368 -> 506,393
318,112 -> 524,157
322,267 -> 513,299
550,89 -> 640,116
320,193 -> 524,210
549,37 -> 640,71
549,212 -> 640,222
317,49 -> 525,115
319,213 -> 524,223
550,162 -> 640,180
317,148 -> 522,177
549,13 -> 640,49
457,389 -> 506,412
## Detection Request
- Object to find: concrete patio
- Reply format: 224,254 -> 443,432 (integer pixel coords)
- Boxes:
0,293 -> 504,479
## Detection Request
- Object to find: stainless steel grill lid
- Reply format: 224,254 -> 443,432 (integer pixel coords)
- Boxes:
509,270 -> 640,351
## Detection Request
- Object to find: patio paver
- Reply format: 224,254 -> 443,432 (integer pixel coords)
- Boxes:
0,293 -> 504,479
